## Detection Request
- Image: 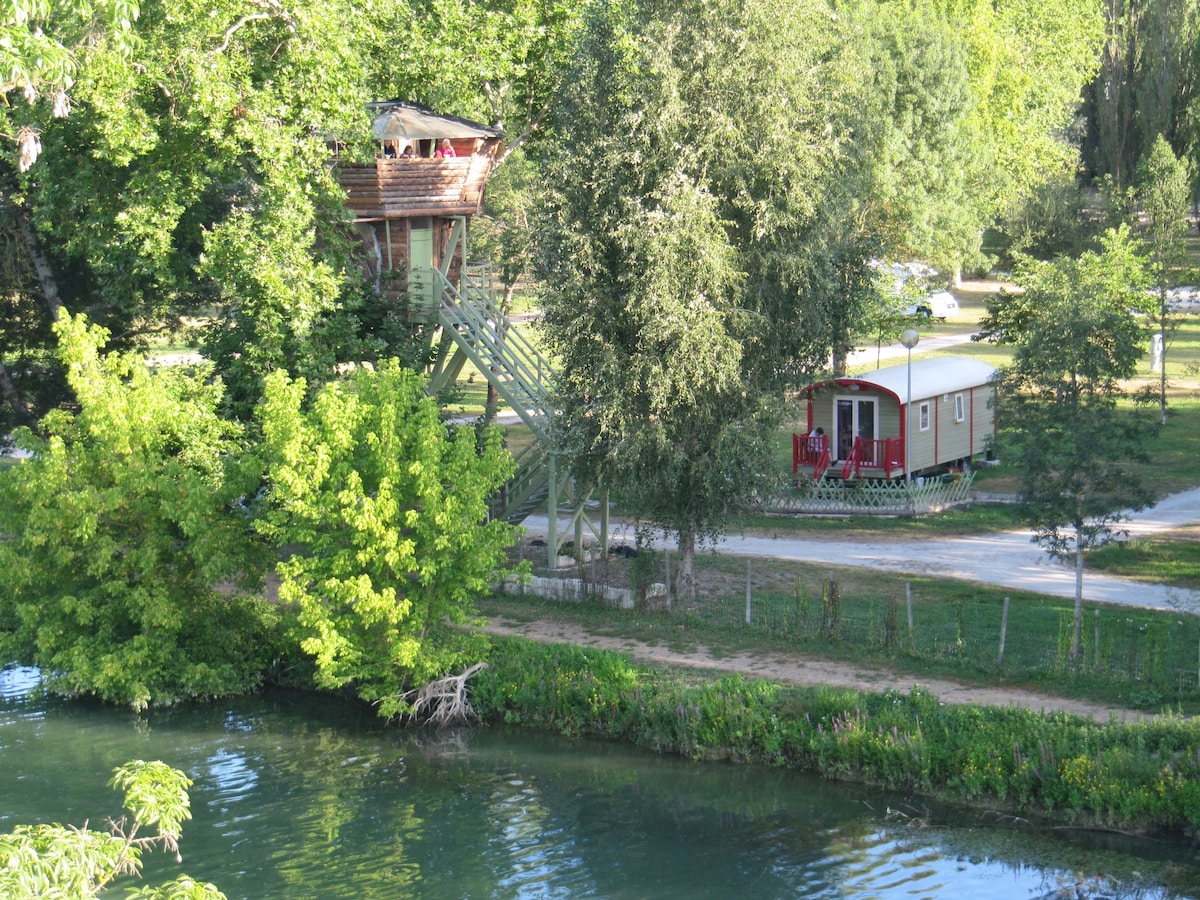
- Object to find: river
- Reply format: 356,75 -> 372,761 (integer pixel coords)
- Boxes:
2,665 -> 1198,899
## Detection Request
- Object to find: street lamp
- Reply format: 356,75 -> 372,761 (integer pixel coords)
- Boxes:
900,328 -> 920,485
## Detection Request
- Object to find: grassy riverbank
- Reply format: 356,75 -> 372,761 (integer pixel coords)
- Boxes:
475,637 -> 1200,837
482,551 -> 1200,715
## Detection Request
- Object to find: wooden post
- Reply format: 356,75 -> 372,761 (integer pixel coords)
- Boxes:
905,582 -> 914,636
665,549 -> 671,610
998,596 -> 1010,667
546,454 -> 558,570
745,559 -> 752,624
600,489 -> 610,558
1094,609 -> 1100,671
574,512 -> 584,569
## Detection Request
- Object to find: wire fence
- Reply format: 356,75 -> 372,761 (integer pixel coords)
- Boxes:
682,569 -> 1200,699
511,539 -> 1200,702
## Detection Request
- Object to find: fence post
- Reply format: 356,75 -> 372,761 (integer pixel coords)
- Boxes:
1094,609 -> 1100,672
998,596 -> 1010,667
746,559 -> 752,624
905,582 -> 914,643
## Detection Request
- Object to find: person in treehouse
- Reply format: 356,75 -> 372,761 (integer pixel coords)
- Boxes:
435,138 -> 456,158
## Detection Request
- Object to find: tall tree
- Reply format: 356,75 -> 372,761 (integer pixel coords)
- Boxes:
0,0 -> 140,435
1085,0 -> 1200,191
0,0 -> 139,169
535,0 -> 854,598
984,228 -> 1156,659
3,0 -> 374,424
1133,134 -> 1192,425
950,0 -> 1104,255
844,0 -> 985,275
360,0 -> 586,162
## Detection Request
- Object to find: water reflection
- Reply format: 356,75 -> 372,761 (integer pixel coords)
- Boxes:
2,665 -> 1199,899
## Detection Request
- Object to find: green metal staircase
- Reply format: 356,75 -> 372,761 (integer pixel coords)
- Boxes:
428,263 -> 558,525
414,219 -> 609,566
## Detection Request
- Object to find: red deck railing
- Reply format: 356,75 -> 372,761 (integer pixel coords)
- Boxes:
792,433 -> 831,479
793,434 -> 908,480
840,436 -> 905,480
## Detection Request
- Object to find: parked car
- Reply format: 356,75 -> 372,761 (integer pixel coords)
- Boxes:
872,259 -> 959,321
905,290 -> 959,321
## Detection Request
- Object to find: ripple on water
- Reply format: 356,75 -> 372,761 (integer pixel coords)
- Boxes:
0,666 -> 43,703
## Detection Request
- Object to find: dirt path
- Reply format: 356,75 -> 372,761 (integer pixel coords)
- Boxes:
481,617 -> 1150,725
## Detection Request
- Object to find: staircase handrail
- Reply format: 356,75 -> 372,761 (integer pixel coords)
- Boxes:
490,439 -> 552,523
430,267 -> 556,441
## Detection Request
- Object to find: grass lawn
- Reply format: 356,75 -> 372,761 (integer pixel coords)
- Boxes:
1088,524 -> 1200,589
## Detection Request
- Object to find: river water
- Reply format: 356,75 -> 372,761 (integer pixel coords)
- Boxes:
2,665 -> 1199,899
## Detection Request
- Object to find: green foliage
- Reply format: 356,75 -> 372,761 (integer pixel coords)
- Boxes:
0,760 -> 224,899
1087,528 -> 1200,588
1085,0 -> 1200,193
984,226 -> 1156,550
981,232 -> 1157,657
361,0 -> 585,154
844,0 -> 985,271
1134,134 -> 1194,423
255,362 -> 520,717
9,0 -> 372,418
536,0 -> 858,593
0,0 -> 139,171
0,315 -> 278,708
950,0 -> 1103,208
479,637 -> 1200,831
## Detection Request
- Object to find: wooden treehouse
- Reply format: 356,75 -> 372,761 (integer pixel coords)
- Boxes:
334,101 -> 605,564
793,356 -> 997,482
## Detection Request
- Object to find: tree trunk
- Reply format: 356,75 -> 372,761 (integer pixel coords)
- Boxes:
18,204 -> 65,322
484,381 -> 499,425
1160,325 -> 1169,426
0,357 -> 35,429
675,525 -> 697,604
1071,531 -> 1085,660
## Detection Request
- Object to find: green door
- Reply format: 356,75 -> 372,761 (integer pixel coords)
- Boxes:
409,220 -> 435,311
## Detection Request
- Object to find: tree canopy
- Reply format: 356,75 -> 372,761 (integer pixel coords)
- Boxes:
535,0 -> 861,597
984,228 -> 1157,658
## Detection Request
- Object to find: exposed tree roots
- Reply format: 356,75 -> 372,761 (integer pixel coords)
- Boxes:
408,662 -> 489,728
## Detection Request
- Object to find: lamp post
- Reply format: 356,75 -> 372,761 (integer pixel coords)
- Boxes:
900,328 -> 920,485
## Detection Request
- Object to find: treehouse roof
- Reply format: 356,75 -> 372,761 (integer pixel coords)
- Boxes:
368,100 -> 505,142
